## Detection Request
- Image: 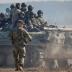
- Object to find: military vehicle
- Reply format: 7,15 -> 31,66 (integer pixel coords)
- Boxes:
1,26 -> 72,69
0,25 -> 49,67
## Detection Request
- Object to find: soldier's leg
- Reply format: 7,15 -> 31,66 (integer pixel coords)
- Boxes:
13,48 -> 19,70
18,47 -> 26,70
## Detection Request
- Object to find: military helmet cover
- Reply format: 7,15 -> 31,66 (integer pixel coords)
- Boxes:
16,3 -> 20,8
37,10 -> 43,14
21,3 -> 27,7
10,4 -> 15,8
28,5 -> 33,10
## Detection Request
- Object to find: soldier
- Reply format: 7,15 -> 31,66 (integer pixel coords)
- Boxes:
24,5 -> 34,31
10,4 -> 15,24
28,12 -> 40,31
0,13 -> 6,30
36,10 -> 48,30
10,20 -> 32,72
11,3 -> 21,28
21,3 -> 27,14
25,5 -> 34,19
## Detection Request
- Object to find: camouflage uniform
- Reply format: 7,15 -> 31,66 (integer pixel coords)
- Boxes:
28,13 -> 41,31
37,17 -> 47,27
36,10 -> 48,30
10,26 -> 31,70
24,5 -> 35,31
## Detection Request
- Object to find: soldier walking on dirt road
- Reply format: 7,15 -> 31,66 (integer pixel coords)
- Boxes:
10,20 -> 32,72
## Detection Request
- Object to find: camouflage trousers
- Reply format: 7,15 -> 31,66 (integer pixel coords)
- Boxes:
13,46 -> 26,69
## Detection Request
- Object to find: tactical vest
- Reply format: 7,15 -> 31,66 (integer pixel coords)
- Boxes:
12,29 -> 28,47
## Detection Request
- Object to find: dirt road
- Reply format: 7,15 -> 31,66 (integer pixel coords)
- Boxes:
0,68 -> 71,72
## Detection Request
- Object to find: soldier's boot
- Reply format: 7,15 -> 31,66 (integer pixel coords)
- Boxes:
14,57 -> 20,71
15,63 -> 20,71
19,66 -> 24,72
15,65 -> 20,71
15,67 -> 19,71
15,64 -> 24,72
17,64 -> 24,72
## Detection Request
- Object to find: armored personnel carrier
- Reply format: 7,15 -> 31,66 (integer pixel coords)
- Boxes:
0,26 -> 49,67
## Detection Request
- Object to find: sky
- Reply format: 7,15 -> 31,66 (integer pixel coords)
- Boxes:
0,1 -> 72,27
0,0 -> 72,3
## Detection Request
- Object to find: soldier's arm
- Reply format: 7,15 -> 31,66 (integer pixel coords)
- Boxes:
28,20 -> 33,28
23,28 -> 32,41
44,21 -> 48,26
19,27 -> 32,41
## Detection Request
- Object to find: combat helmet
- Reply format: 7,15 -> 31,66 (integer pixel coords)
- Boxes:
28,5 -> 33,11
10,4 -> 15,9
37,10 -> 43,15
21,3 -> 27,7
16,3 -> 20,9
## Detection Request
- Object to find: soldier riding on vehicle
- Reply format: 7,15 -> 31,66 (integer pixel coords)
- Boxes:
36,10 -> 48,31
24,5 -> 35,31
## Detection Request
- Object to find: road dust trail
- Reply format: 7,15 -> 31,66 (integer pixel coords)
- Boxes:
45,31 -> 72,59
